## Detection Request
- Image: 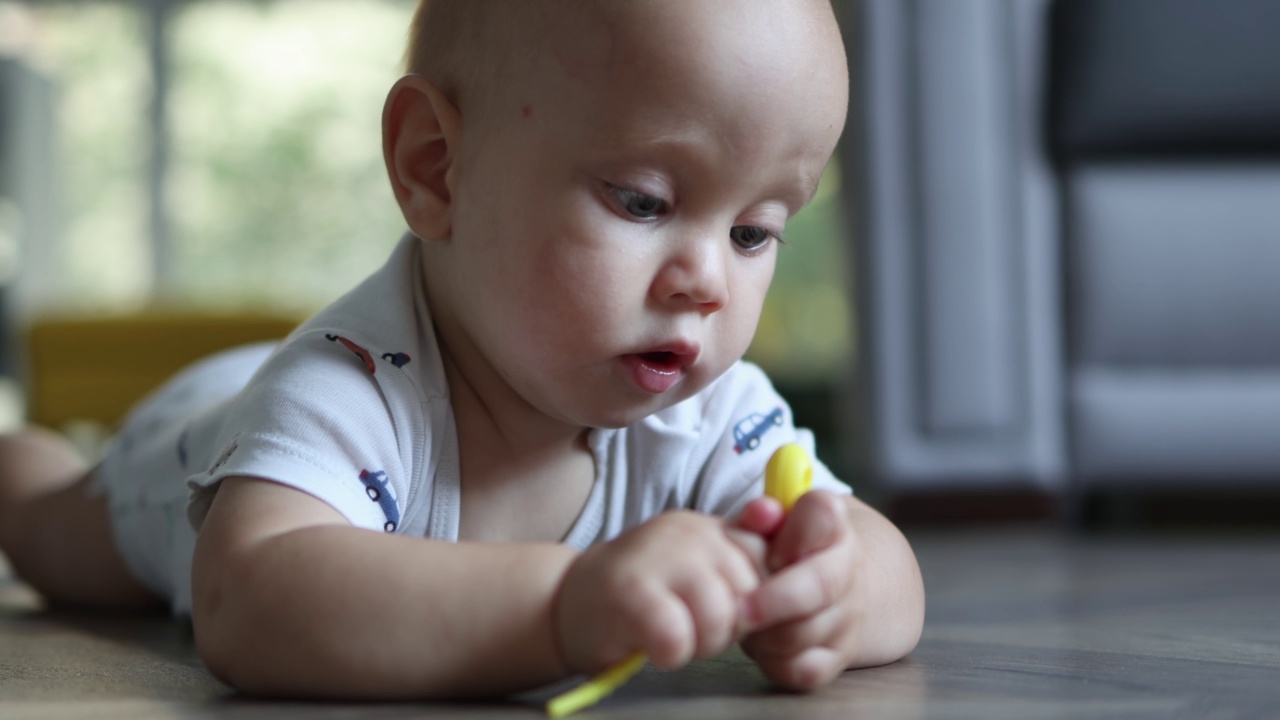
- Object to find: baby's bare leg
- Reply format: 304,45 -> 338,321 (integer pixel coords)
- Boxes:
0,428 -> 162,611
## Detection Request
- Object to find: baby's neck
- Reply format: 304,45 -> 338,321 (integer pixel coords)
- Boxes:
440,339 -> 596,543
440,334 -> 585,457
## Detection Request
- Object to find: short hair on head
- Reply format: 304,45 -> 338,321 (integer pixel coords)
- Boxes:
404,0 -> 502,107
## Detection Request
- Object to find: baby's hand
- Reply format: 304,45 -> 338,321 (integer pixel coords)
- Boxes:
553,510 -> 768,674
739,490 -> 863,690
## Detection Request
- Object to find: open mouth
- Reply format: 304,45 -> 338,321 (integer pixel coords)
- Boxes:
638,351 -> 682,372
624,344 -> 699,394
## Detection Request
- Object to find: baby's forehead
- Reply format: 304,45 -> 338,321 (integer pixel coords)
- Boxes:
510,2 -> 845,96
554,2 -> 840,65
419,1 -> 843,77
417,0 -> 847,163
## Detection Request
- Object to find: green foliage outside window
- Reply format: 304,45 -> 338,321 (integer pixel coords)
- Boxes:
167,0 -> 411,312
10,0 -> 853,384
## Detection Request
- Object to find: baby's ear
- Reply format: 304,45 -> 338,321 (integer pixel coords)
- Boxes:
382,75 -> 461,241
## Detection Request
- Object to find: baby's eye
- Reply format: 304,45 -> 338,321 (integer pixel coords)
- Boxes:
609,186 -> 668,221
729,225 -> 777,252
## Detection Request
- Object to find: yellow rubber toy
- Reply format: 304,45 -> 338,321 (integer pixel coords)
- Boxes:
765,442 -> 813,512
545,443 -> 812,717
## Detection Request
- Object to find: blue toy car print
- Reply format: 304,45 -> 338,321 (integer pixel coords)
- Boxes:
176,427 -> 190,469
732,407 -> 785,454
359,469 -> 401,533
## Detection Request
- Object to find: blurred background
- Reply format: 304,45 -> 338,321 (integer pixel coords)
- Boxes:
0,0 -> 855,458
839,0 -> 1280,527
1,0 -> 1278,529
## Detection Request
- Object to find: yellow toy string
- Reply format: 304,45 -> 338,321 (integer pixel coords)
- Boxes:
545,443 -> 812,717
545,650 -> 647,718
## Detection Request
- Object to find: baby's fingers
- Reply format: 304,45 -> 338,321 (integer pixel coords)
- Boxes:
626,585 -> 696,670
740,604 -> 845,658
748,645 -> 845,691
731,497 -> 785,538
768,491 -> 847,571
742,544 -> 852,630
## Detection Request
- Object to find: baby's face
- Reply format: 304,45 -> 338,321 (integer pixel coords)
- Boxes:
439,0 -> 848,429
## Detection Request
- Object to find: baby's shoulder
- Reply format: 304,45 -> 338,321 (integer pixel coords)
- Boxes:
261,234 -> 443,402
282,327 -> 419,384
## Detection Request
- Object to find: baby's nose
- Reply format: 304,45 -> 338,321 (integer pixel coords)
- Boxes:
653,239 -> 728,313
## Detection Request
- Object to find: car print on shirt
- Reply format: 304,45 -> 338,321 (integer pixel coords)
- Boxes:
177,427 -> 190,469
381,351 -> 412,368
359,469 -> 400,533
208,435 -> 240,475
732,407 -> 785,454
326,334 -> 377,374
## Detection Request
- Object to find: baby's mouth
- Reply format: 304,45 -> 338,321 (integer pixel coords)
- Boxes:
638,351 -> 682,372
623,344 -> 699,394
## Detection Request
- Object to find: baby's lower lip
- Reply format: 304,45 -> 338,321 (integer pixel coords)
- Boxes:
622,353 -> 686,394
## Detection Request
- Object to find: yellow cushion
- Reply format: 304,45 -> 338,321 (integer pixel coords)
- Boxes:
26,312 -> 299,429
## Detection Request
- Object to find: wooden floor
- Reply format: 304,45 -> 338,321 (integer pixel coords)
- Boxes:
3,526 -> 1278,719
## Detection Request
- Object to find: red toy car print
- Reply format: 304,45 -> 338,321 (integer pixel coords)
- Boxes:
326,334 -> 377,374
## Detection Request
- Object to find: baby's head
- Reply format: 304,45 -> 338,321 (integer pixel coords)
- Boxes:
384,1 -> 848,429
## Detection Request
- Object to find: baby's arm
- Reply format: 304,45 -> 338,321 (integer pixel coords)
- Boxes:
192,476 -> 578,698
192,476 -> 768,699
738,492 -> 924,689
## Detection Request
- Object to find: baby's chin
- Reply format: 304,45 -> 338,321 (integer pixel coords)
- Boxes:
582,385 -> 708,430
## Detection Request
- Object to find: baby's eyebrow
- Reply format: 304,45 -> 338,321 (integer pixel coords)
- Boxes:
775,172 -> 821,216
621,131 -> 717,166
793,155 -> 839,210
600,127 -> 827,214
800,161 -> 829,200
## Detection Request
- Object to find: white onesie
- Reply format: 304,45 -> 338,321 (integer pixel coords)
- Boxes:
93,234 -> 850,615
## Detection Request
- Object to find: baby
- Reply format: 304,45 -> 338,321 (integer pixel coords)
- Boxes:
0,0 -> 924,700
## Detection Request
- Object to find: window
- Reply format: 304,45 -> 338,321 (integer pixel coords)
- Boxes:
2,0 -> 853,385
2,0 -> 414,315
3,1 -> 150,312
748,162 -> 855,385
166,0 -> 413,311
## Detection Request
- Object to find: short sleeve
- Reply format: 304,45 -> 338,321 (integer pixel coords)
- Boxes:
687,362 -> 850,519
186,330 -> 420,535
